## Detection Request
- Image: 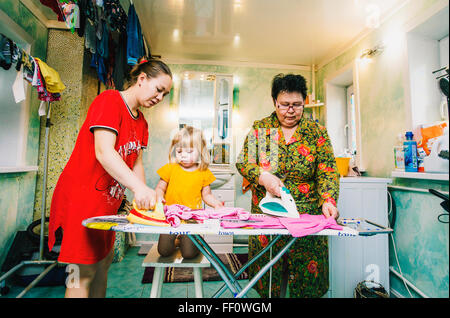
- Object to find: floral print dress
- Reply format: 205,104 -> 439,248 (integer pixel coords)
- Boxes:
236,111 -> 340,298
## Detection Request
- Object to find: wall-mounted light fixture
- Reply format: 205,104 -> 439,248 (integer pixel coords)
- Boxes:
233,34 -> 240,47
359,44 -> 385,62
173,29 -> 180,42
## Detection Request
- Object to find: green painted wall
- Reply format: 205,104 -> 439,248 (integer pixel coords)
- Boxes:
0,1 -> 48,266
316,0 -> 449,298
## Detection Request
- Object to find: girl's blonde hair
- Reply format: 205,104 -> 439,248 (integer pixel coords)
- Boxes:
168,126 -> 211,171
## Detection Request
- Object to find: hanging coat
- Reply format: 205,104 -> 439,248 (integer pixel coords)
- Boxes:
126,3 -> 144,65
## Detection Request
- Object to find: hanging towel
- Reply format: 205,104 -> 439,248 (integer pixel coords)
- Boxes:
96,20 -> 109,59
112,31 -> 128,90
58,2 -> 80,32
33,59 -> 61,103
39,0 -> 65,22
76,0 -> 87,37
34,58 -> 66,94
104,0 -> 128,34
85,21 -> 97,54
126,3 -> 143,65
90,52 -> 107,84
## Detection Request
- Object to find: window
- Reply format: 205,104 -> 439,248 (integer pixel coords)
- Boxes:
325,63 -> 364,170
405,4 -> 449,130
346,85 -> 357,156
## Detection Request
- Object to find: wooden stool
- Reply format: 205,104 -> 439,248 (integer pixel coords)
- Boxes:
142,245 -> 210,298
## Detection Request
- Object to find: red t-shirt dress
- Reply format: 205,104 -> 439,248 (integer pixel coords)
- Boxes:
48,90 -> 149,265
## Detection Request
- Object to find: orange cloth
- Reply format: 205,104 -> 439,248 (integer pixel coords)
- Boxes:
157,163 -> 216,209
242,177 -> 251,194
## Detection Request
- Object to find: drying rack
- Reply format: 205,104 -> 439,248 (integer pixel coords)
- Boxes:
0,102 -> 59,298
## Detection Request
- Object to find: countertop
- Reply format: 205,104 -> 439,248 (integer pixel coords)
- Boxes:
339,177 -> 392,183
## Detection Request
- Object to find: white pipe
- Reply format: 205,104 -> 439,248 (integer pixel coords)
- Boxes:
388,185 -> 449,195
389,266 -> 430,298
389,288 -> 405,298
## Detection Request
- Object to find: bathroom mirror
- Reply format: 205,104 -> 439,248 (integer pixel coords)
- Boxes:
178,72 -> 233,165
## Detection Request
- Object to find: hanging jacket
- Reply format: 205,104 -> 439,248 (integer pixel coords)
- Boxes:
126,3 -> 143,65
0,34 -> 13,70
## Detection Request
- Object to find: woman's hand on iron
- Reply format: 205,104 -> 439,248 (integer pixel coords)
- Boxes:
258,171 -> 284,197
322,202 -> 339,219
134,186 -> 157,211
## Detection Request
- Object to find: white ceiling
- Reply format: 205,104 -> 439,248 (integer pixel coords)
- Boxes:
28,0 -> 410,67
134,0 -> 409,67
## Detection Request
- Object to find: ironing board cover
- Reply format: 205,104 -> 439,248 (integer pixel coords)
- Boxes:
82,215 -> 392,236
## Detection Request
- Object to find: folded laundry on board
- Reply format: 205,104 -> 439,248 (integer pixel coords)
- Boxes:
164,204 -> 251,227
126,201 -> 170,227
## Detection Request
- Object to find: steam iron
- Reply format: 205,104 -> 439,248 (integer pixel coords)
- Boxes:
127,200 -> 170,227
259,186 -> 299,218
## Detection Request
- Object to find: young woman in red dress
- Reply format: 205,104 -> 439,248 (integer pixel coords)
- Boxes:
48,58 -> 172,298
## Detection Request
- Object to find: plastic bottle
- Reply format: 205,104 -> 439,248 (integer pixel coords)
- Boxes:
393,133 -> 405,171
404,131 -> 418,172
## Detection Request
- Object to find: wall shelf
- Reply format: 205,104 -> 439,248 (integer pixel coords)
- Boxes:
305,103 -> 324,108
0,166 -> 38,173
391,171 -> 449,181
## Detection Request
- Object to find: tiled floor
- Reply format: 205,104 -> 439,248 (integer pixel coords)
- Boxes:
2,246 -> 260,298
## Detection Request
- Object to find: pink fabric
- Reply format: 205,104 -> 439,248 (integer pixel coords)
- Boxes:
278,214 -> 343,237
164,204 -> 251,227
220,214 -> 285,229
220,213 -> 343,237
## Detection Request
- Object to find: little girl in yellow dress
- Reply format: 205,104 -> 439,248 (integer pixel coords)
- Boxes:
155,126 -> 223,258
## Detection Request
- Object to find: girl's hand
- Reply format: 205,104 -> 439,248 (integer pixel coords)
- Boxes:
213,201 -> 224,209
133,185 -> 157,211
258,172 -> 284,197
155,178 -> 168,206
322,202 -> 339,219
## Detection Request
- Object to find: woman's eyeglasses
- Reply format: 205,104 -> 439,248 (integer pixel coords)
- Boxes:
276,102 -> 304,111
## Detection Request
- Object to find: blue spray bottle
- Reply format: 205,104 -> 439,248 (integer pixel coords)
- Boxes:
404,131 -> 418,172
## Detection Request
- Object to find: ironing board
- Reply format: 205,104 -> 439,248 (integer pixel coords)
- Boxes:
82,215 -> 392,298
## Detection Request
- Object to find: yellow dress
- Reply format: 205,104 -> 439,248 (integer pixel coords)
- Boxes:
157,163 -> 216,209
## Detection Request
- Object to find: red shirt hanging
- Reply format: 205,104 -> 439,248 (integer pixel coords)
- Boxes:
48,90 -> 148,264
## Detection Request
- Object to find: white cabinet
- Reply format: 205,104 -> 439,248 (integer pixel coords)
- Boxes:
203,170 -> 235,253
328,177 -> 391,298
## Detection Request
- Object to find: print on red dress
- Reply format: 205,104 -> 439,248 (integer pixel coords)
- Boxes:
95,138 -> 146,204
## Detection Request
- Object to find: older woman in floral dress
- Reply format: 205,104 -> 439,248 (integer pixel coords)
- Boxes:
236,73 -> 340,298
